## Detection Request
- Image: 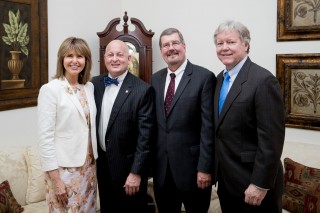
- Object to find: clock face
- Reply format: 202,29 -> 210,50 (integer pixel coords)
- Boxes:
126,42 -> 139,77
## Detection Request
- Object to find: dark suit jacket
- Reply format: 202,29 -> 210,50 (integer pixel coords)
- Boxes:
92,72 -> 155,184
214,57 -> 285,198
151,60 -> 216,192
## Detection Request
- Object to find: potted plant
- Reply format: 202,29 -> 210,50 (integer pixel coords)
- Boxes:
2,9 -> 29,80
2,9 -> 29,56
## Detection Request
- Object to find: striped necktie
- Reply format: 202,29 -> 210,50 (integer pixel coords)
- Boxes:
164,73 -> 176,116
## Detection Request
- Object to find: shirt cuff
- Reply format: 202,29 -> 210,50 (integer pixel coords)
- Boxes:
254,185 -> 269,191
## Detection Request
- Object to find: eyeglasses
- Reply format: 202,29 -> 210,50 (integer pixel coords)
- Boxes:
161,41 -> 182,50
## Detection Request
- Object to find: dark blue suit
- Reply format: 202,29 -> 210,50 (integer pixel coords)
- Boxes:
92,72 -> 155,213
151,60 -> 216,213
214,57 -> 285,213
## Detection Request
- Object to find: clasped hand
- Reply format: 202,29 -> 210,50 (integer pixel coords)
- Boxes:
244,184 -> 267,206
124,173 -> 141,196
197,172 -> 212,189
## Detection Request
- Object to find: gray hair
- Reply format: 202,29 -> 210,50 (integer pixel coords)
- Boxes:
159,28 -> 185,48
213,20 -> 251,53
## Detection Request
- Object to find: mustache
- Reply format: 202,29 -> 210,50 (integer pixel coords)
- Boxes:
167,50 -> 178,56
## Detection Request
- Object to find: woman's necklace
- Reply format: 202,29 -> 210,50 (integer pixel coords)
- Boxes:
66,77 -> 81,94
71,84 -> 81,94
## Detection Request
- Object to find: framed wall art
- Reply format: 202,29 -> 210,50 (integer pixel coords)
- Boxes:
277,0 -> 320,41
97,11 -> 154,83
276,53 -> 320,130
0,0 -> 48,111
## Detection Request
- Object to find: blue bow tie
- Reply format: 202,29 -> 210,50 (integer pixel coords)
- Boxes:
104,76 -> 119,87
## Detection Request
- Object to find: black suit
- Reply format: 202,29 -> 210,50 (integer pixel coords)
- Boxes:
151,61 -> 216,213
92,72 -> 155,213
214,57 -> 285,213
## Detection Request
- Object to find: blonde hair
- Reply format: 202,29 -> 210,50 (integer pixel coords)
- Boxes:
213,20 -> 251,53
54,37 -> 92,84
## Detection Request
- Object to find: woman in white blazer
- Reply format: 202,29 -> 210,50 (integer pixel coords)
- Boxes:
38,37 -> 98,213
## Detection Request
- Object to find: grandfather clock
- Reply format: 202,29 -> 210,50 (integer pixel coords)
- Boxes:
97,12 -> 154,83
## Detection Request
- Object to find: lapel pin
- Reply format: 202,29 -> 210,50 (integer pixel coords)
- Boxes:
125,90 -> 129,93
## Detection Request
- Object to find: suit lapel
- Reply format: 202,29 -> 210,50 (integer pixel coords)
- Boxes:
214,72 -> 224,126
217,58 -> 251,128
94,74 -> 107,127
158,70 -> 167,119
61,79 -> 87,122
96,75 -> 107,109
107,72 -> 133,131
167,61 -> 192,117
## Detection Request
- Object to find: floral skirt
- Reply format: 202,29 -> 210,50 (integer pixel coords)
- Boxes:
45,146 -> 97,213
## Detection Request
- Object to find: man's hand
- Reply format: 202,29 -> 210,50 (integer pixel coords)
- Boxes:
197,172 -> 212,189
244,184 -> 268,206
124,173 -> 141,196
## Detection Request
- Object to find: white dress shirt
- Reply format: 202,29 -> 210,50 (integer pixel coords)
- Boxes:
223,56 -> 248,92
99,71 -> 128,151
164,59 -> 188,100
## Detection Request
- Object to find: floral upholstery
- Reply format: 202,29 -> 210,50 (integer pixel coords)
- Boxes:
0,146 -> 29,206
283,158 -> 320,213
0,180 -> 24,213
0,145 -> 100,213
0,146 -> 46,213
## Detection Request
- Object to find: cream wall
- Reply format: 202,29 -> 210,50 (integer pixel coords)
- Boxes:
0,0 -> 319,146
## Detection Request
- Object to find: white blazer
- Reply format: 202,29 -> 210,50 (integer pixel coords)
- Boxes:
38,78 -> 98,171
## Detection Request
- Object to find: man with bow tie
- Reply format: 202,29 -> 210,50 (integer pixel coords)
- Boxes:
91,40 -> 155,213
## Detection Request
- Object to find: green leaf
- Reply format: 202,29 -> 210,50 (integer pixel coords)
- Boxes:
21,35 -> 29,46
16,11 -> 21,35
17,23 -> 28,42
3,23 -> 15,42
8,10 -> 19,35
8,33 -> 15,43
16,10 -> 21,23
2,36 -> 12,45
7,33 -> 15,43
21,46 -> 28,56
18,22 -> 23,37
3,23 -> 12,34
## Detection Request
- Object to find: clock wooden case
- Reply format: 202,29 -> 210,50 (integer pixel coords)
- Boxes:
97,12 -> 154,83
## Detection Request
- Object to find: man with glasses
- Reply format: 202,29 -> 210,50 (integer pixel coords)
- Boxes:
151,28 -> 216,213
